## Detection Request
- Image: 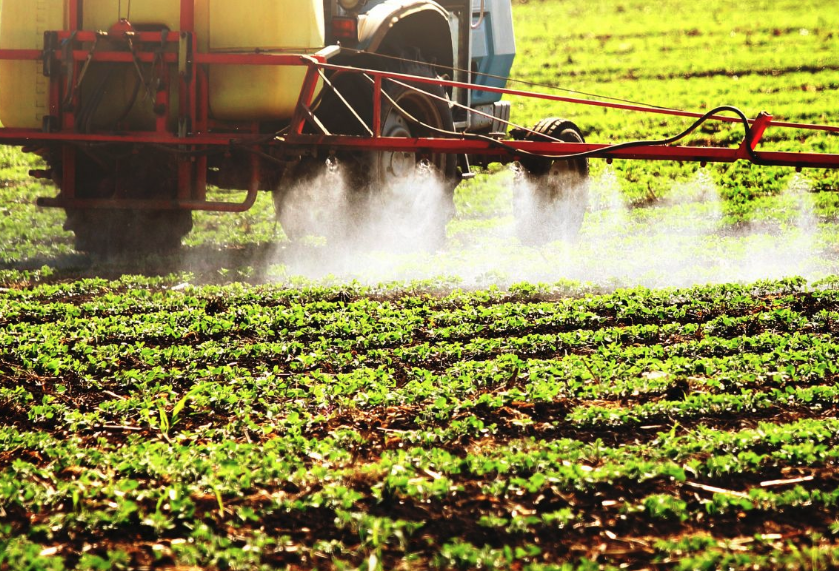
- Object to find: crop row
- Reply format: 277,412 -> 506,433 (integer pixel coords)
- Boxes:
3,277 -> 839,568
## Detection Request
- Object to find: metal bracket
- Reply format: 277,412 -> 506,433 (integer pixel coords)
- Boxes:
179,32 -> 193,81
42,32 -> 59,78
738,112 -> 773,159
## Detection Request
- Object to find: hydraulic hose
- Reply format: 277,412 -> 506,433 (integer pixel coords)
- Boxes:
380,75 -> 760,165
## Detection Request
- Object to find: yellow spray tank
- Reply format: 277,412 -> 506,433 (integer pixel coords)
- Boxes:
79,0 -> 184,131
0,0 -> 325,129
203,0 -> 325,121
82,0 -> 182,30
0,0 -> 68,128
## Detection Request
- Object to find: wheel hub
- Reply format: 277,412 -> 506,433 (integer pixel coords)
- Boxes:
381,112 -> 415,180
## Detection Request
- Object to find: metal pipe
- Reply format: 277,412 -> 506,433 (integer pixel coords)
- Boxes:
282,136 -> 839,169
4,124 -> 839,170
37,191 -> 258,212
180,0 -> 194,32
471,0 -> 485,30
0,50 -> 43,60
69,0 -> 80,31
372,75 -> 383,136
315,62 -> 839,134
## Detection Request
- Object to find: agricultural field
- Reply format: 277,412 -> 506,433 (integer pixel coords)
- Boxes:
2,0 -> 839,569
5,278 -> 839,570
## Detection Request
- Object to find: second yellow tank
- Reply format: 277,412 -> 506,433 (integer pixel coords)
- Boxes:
0,0 -> 325,129
0,0 -> 68,128
203,0 -> 325,121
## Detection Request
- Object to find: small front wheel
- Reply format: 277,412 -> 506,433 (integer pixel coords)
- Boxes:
512,118 -> 590,245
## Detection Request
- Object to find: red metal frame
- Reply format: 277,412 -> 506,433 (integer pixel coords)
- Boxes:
0,0 -> 837,213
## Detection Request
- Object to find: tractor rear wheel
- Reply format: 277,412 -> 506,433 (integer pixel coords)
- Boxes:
512,118 -> 590,245
369,55 -> 457,250
64,209 -> 192,256
57,150 -> 192,256
275,51 -> 458,250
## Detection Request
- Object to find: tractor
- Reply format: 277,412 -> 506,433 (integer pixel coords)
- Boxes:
0,0 -> 545,254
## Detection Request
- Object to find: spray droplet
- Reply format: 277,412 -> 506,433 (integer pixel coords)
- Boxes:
326,155 -> 339,173
509,161 -> 526,182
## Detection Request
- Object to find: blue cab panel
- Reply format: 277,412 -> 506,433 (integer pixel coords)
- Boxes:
470,0 -> 515,105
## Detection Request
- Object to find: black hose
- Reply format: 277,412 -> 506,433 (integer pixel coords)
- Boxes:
378,77 -> 760,165
76,64 -> 116,133
112,71 -> 143,127
501,105 -> 761,164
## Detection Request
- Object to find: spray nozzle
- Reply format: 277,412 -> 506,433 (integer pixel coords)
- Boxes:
416,158 -> 434,174
509,161 -> 526,182
325,155 -> 339,173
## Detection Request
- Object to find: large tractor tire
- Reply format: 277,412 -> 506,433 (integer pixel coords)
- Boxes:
57,151 -> 192,257
64,209 -> 192,257
274,50 -> 458,250
272,156 -> 348,243
512,118 -> 590,245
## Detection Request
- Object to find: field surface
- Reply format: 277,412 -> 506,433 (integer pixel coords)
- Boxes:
4,277 -> 839,570
2,0 -> 839,569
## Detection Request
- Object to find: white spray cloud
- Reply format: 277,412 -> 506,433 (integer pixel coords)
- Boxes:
274,157 -> 351,246
268,160 -> 838,288
362,160 -> 454,252
272,157 -> 455,279
734,173 -> 820,283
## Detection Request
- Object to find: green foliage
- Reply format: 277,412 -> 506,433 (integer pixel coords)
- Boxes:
2,277 -> 839,567
2,0 -> 839,568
